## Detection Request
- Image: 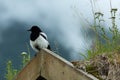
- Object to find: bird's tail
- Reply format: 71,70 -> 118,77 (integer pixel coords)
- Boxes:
47,45 -> 51,50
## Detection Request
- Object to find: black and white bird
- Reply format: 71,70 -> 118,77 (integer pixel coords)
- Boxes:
28,26 -> 51,52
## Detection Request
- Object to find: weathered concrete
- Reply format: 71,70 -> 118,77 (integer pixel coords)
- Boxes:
15,49 -> 98,80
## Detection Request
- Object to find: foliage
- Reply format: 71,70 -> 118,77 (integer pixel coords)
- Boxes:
21,52 -> 31,67
5,60 -> 18,80
5,52 -> 31,80
81,1 -> 120,60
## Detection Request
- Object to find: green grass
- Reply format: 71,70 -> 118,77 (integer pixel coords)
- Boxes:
80,1 -> 120,60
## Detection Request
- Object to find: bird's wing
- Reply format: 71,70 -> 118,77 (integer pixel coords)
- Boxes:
40,32 -> 48,40
36,34 -> 49,49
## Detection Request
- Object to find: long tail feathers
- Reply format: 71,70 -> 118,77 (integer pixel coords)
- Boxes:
47,45 -> 51,50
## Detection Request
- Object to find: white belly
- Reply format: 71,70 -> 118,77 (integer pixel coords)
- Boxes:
30,35 -> 49,52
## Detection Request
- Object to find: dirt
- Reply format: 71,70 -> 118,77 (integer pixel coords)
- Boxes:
71,52 -> 120,80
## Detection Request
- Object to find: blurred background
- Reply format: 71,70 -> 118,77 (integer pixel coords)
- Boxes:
0,0 -> 120,79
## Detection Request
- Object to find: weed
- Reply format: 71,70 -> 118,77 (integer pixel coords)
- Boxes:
81,1 -> 120,60
5,52 -> 31,80
5,60 -> 18,80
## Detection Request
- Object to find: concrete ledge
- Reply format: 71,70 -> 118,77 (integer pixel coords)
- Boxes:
15,49 -> 98,80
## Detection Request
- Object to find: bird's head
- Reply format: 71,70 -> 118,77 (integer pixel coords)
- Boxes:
27,26 -> 42,33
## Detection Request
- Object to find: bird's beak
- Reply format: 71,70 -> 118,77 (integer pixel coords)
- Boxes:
27,29 -> 31,31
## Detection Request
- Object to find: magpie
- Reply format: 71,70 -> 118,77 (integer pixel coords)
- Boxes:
28,26 -> 51,52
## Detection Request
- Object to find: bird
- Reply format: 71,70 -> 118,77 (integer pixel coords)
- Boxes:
28,26 -> 51,52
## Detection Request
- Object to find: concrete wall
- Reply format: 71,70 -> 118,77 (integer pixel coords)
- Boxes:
15,49 -> 98,80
